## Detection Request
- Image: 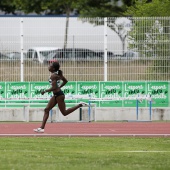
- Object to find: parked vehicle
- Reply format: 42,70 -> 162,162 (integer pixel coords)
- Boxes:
114,54 -> 124,60
27,47 -> 61,63
114,51 -> 139,60
123,51 -> 139,59
0,52 -> 7,60
43,48 -> 102,63
96,51 -> 114,58
6,52 -> 26,60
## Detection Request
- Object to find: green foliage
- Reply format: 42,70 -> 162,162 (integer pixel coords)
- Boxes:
122,0 -> 136,6
0,0 -> 154,16
13,0 -> 45,14
77,0 -> 125,17
0,0 -> 138,17
125,0 -> 170,17
13,0 -> 77,15
128,18 -> 169,57
124,0 -> 170,77
0,0 -> 17,14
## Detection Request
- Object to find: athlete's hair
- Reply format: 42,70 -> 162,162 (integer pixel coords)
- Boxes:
52,62 -> 62,75
52,62 -> 60,71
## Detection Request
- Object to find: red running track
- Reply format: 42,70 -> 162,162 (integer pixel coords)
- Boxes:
0,122 -> 170,137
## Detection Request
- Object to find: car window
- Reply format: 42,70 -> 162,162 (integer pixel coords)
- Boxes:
75,51 -> 82,58
62,51 -> 69,58
34,52 -> 38,59
0,53 -> 7,59
47,52 -> 57,59
27,49 -> 35,58
40,50 -> 58,58
88,52 -> 94,58
68,52 -> 73,58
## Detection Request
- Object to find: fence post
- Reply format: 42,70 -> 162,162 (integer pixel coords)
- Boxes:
104,17 -> 108,81
20,18 -> 24,82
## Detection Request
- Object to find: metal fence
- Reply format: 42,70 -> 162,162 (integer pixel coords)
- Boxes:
0,16 -> 170,82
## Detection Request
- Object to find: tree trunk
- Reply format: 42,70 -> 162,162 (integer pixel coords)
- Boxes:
64,12 -> 70,49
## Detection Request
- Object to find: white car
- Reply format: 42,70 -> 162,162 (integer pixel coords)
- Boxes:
27,47 -> 61,63
6,52 -> 26,60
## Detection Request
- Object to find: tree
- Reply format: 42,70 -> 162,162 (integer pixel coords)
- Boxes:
76,0 -> 136,55
124,0 -> 170,17
0,0 -> 138,49
14,0 -> 47,14
124,0 -> 170,56
0,0 -> 17,15
76,0 -> 125,17
14,0 -> 79,48
0,0 -> 143,52
45,0 -> 77,48
124,0 -> 170,79
108,17 -> 132,55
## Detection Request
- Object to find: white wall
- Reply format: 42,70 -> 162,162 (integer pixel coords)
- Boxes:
0,17 -> 124,53
0,108 -> 170,122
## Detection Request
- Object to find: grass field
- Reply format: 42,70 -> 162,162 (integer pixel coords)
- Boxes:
0,137 -> 170,170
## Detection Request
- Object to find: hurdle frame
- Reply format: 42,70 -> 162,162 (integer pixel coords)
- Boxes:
87,94 -> 152,122
135,96 -> 152,122
55,103 -> 96,122
0,94 -> 152,122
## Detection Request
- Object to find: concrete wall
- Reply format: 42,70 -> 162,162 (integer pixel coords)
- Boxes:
0,107 -> 170,122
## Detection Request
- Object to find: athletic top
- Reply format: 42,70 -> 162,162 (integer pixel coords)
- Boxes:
48,71 -> 60,87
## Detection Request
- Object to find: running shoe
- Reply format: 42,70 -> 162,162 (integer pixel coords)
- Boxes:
33,128 -> 44,133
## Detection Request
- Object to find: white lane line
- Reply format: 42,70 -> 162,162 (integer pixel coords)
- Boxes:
111,151 -> 170,153
108,129 -> 116,132
0,134 -> 170,137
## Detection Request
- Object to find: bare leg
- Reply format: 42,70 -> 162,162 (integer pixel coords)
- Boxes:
40,96 -> 57,129
57,95 -> 82,116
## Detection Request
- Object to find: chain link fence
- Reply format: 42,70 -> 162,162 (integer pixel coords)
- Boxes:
0,17 -> 169,81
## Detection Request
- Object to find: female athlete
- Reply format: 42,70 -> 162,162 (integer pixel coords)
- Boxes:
34,62 -> 87,133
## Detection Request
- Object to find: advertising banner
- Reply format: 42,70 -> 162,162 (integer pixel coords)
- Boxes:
30,82 -> 52,98
123,82 -> 146,107
77,81 -> 100,106
61,81 -> 77,96
5,82 -> 29,107
1,81 -> 170,108
77,82 -> 99,97
29,82 -> 52,106
6,82 -> 29,99
30,82 -> 51,99
0,82 -> 5,99
100,82 -> 123,107
0,82 -> 6,107
147,82 -> 169,107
